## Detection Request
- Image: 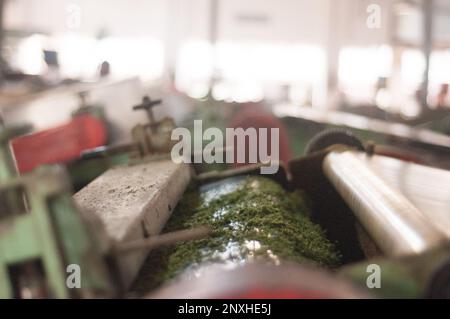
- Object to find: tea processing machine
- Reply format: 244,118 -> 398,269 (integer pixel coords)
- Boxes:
0,97 -> 449,299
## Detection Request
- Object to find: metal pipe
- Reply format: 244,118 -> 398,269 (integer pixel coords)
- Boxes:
0,0 -> 4,84
115,226 -> 211,254
323,150 -> 445,257
421,0 -> 433,107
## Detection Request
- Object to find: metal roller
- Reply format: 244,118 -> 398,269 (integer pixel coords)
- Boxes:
323,150 -> 446,257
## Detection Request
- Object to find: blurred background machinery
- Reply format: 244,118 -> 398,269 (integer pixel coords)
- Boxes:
2,106 -> 449,298
0,0 -> 449,299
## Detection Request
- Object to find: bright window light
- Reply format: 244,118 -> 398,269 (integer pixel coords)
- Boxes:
338,45 -> 393,103
401,49 -> 425,91
96,37 -> 164,81
175,39 -> 214,96
13,34 -> 47,75
11,33 -> 165,82
56,33 -> 98,79
176,41 -> 326,105
429,50 -> 450,86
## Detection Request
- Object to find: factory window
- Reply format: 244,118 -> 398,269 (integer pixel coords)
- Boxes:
175,40 -> 214,99
338,45 -> 393,105
175,41 -> 327,106
428,50 -> 450,108
10,34 -> 165,82
400,49 -> 426,94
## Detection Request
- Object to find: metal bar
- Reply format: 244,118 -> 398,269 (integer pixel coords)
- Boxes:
115,226 -> 211,254
323,150 -> 445,257
209,0 -> 219,91
0,0 -> 4,84
421,0 -> 433,107
209,0 -> 219,46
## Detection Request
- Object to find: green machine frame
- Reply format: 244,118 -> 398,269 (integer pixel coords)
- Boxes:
0,125 -> 116,298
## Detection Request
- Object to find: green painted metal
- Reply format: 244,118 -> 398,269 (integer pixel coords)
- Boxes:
0,125 -> 116,298
68,151 -> 131,191
340,246 -> 450,299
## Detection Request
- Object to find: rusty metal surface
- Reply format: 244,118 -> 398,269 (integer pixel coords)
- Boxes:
73,159 -> 192,287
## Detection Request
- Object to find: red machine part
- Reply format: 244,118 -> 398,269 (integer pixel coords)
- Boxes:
149,263 -> 370,299
228,103 -> 293,167
219,288 -> 329,299
374,148 -> 425,165
11,115 -> 107,173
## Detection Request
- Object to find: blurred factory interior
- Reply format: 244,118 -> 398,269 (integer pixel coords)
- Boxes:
2,0 -> 450,136
2,0 -> 450,125
0,0 -> 450,300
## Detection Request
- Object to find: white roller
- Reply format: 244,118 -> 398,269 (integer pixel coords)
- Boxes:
323,150 -> 446,257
